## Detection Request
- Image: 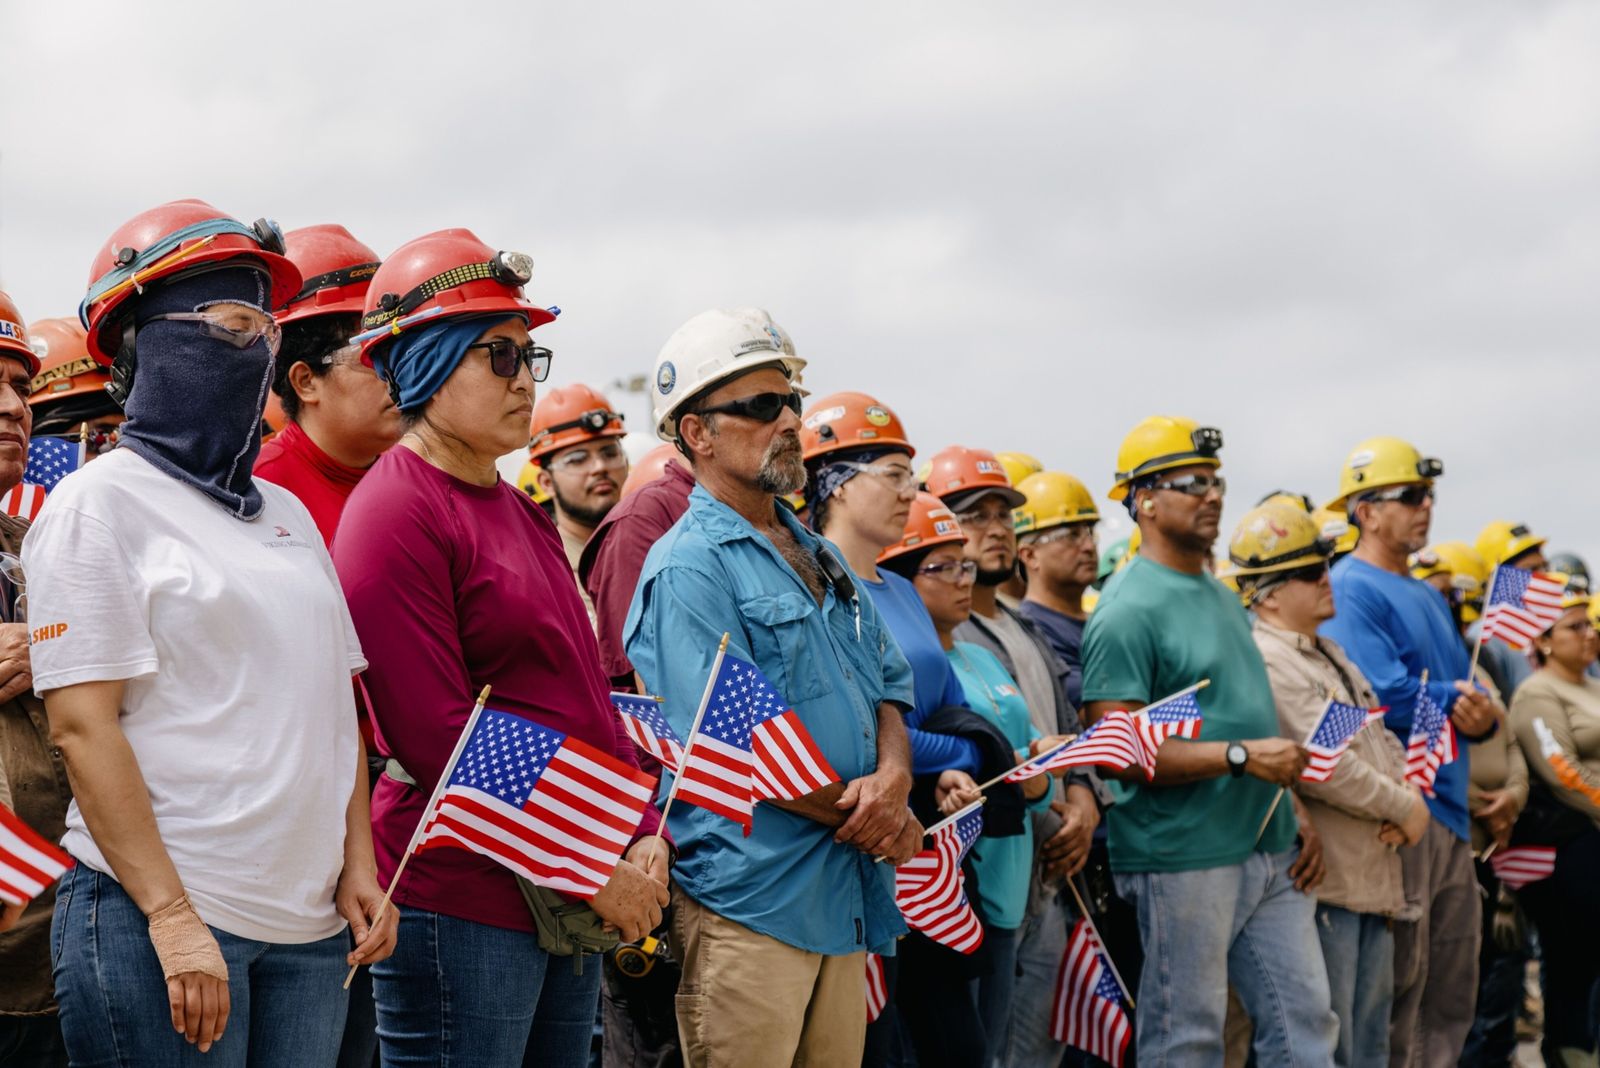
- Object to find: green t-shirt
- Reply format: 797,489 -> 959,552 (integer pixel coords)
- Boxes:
1082,555 -> 1296,872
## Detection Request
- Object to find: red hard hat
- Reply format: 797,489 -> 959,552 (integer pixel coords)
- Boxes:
27,318 -> 101,403
799,391 -> 914,463
528,383 -> 626,462
359,228 -> 555,366
879,492 -> 967,565
0,291 -> 38,375
277,224 -> 382,326
80,199 -> 301,365
620,443 -> 682,498
924,445 -> 1025,510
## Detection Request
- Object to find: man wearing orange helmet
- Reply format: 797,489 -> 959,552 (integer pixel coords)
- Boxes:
0,292 -> 71,1065
527,383 -> 629,620
25,317 -> 123,460
255,225 -> 401,548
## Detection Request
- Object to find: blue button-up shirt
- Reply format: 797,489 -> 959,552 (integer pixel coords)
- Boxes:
624,485 -> 915,955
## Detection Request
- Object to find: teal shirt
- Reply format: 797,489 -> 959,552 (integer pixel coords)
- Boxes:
624,485 -> 915,955
948,642 -> 1047,930
1081,556 -> 1296,873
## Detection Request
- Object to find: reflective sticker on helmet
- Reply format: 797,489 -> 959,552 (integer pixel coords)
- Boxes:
656,361 -> 676,395
934,519 -> 958,536
904,535 -> 923,547
764,324 -> 786,350
859,429 -> 879,440
975,460 -> 1001,475
1348,449 -> 1375,470
802,405 -> 846,429
864,405 -> 891,427
0,320 -> 23,343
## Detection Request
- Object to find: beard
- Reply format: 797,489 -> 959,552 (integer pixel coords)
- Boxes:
552,481 -> 615,527
976,561 -> 1017,587
756,431 -> 806,496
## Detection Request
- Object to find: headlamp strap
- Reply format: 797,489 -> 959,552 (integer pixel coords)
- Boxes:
289,262 -> 381,307
363,262 -> 500,331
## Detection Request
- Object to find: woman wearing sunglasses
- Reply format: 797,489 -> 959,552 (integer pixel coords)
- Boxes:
1230,499 -> 1426,1067
880,493 -> 1053,1068
1508,584 -> 1600,1065
332,229 -> 667,1067
25,200 -> 395,1064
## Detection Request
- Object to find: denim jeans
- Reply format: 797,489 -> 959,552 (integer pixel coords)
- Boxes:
51,865 -> 349,1067
1114,849 -> 1337,1067
1314,903 -> 1393,1068
1000,902 -> 1071,1068
372,905 -> 599,1068
971,924 -> 1017,1068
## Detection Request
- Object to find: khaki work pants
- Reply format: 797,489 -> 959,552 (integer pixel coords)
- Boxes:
667,884 -> 866,1068
1390,817 -> 1481,1068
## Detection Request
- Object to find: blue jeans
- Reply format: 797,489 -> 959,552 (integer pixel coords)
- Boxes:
51,865 -> 349,1067
1114,849 -> 1337,1067
372,905 -> 600,1068
1000,902 -> 1070,1068
1314,903 -> 1393,1068
971,924 -> 1017,1068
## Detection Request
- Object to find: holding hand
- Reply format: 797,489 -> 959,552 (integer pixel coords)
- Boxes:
335,866 -> 400,971
1473,788 -> 1518,849
0,623 -> 33,704
1241,738 -> 1309,786
1450,683 -> 1500,738
1040,786 -> 1100,879
934,769 -> 983,815
1287,793 -> 1325,892
835,768 -> 914,855
591,858 -> 670,944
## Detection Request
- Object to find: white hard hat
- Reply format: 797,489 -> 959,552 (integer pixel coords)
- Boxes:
652,307 -> 806,441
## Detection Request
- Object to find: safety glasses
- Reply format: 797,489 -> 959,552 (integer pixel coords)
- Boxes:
1152,473 -> 1226,498
916,559 -> 978,584
1030,522 -> 1098,547
694,391 -> 803,424
1368,484 -> 1433,508
841,461 -> 918,494
1279,561 -> 1330,585
145,309 -> 281,356
466,338 -> 552,382
548,442 -> 627,472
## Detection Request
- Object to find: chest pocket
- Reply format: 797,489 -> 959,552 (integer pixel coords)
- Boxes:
739,592 -> 835,704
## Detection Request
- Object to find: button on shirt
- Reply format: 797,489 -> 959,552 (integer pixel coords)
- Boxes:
624,485 -> 914,956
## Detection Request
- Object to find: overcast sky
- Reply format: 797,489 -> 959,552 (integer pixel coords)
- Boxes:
2,2 -> 1595,565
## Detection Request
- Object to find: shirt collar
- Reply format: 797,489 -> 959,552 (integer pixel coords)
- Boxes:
1253,616 -> 1319,652
687,483 -> 820,549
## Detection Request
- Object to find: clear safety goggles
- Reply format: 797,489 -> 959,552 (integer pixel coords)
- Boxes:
144,308 -> 281,356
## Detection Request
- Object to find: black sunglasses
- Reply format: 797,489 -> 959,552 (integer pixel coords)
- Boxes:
466,339 -> 552,382
693,391 -> 803,424
1280,561 -> 1330,585
1368,484 -> 1433,508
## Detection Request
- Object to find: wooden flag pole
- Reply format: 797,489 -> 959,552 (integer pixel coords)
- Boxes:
1253,789 -> 1286,848
1064,876 -> 1135,1009
874,796 -> 987,863
651,633 -> 730,856
343,684 -> 492,990
1468,569 -> 1495,680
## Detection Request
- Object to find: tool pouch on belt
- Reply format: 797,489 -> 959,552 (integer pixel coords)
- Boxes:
385,758 -> 617,973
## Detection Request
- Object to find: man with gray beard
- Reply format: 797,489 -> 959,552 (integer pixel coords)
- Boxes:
625,308 -> 920,1067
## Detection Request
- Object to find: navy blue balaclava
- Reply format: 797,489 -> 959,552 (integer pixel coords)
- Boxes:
121,263 -> 274,520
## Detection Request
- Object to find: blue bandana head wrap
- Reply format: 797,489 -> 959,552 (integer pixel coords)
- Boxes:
120,263 -> 274,520
803,446 -> 899,520
373,313 -> 522,412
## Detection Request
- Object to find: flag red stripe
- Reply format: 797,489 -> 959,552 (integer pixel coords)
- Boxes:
429,790 -> 620,878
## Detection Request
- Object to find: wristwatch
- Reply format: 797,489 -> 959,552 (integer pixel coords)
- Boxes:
1226,742 -> 1248,778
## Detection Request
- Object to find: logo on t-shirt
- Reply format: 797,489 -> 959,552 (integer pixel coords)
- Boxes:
31,622 -> 68,644
274,525 -> 292,538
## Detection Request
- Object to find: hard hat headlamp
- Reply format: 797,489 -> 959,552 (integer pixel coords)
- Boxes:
1417,457 -> 1443,479
1191,426 -> 1223,456
362,251 -> 536,332
536,407 -> 624,444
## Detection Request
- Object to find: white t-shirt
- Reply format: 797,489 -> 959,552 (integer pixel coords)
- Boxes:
23,449 -> 366,943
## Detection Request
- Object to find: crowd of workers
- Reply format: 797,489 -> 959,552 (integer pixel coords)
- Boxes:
0,199 -> 1596,1068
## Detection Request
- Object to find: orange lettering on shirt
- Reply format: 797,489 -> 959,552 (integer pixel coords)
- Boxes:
31,622 -> 68,644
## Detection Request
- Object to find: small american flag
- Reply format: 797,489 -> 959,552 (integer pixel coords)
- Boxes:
23,436 -> 84,492
1404,684 -> 1457,797
0,483 -> 45,521
611,693 -> 683,771
0,802 -> 74,908
1301,700 -> 1386,782
1132,688 -> 1203,755
1051,917 -> 1132,1067
1005,709 -> 1153,782
1489,846 -> 1556,890
673,651 -> 839,834
1480,565 -> 1567,651
415,708 -> 656,898
894,801 -> 985,954
864,953 -> 887,1023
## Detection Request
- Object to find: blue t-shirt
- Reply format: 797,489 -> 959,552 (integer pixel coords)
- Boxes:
948,642 -> 1046,930
861,571 -> 980,776
1320,556 -> 1473,841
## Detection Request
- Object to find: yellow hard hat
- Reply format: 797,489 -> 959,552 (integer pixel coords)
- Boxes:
517,458 -> 551,505
1214,557 -> 1240,592
1312,507 -> 1358,556
995,451 -> 1044,491
1324,436 -> 1442,513
1558,577 -> 1589,613
1082,588 -> 1100,614
1108,416 -> 1222,501
1588,594 -> 1600,632
1014,471 -> 1099,535
1228,501 -> 1333,579
1411,541 -> 1487,594
1257,490 -> 1315,513
1475,520 -> 1547,569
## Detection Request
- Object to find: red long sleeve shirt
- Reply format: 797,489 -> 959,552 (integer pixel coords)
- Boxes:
254,421 -> 365,548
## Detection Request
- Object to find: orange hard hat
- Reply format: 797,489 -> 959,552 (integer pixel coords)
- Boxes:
528,383 -> 626,462
277,224 -> 382,327
923,445 -> 1025,510
0,292 -> 39,375
358,228 -> 554,367
27,317 -> 102,404
799,391 -> 914,463
80,199 -> 301,365
620,443 -> 682,498
879,492 -> 967,565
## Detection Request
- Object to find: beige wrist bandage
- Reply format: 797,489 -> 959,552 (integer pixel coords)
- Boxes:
146,895 -> 228,982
